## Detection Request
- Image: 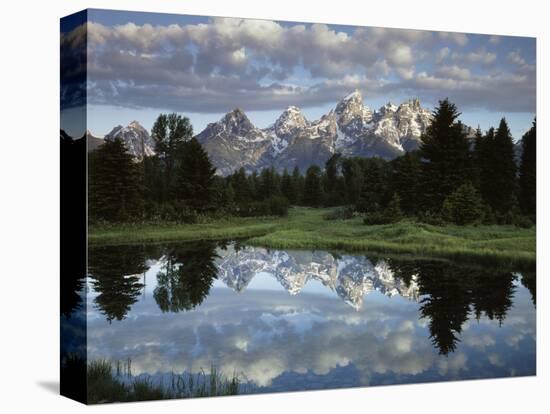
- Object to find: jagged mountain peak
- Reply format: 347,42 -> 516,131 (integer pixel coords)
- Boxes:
105,120 -> 155,160
195,91 -> 437,175
335,90 -> 366,114
379,102 -> 398,114
128,120 -> 146,130
273,105 -> 308,138
397,98 -> 424,112
221,108 -> 255,135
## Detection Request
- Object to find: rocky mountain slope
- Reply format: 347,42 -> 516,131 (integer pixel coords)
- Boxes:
196,91 -> 433,175
104,121 -> 156,161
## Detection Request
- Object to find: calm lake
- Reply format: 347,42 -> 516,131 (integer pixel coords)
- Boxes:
66,241 -> 536,394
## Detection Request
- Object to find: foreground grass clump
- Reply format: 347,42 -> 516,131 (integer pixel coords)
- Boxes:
89,207 -> 535,269
87,359 -> 241,404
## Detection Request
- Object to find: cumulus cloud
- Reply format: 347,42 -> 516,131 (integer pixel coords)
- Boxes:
61,17 -> 535,114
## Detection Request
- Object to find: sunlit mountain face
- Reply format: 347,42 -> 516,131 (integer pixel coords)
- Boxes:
76,241 -> 536,394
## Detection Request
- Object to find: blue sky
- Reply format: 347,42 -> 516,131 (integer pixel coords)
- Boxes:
61,9 -> 536,140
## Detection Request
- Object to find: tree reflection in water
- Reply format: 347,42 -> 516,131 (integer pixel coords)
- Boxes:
87,242 -> 530,356
154,241 -> 219,312
88,245 -> 149,323
389,259 -> 518,355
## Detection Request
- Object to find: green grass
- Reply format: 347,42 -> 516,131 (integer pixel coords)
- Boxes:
86,359 -> 241,404
89,207 -> 536,269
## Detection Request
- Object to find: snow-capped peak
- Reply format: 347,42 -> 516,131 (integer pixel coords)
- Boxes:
273,105 -> 308,138
105,120 -> 155,160
221,108 -> 255,135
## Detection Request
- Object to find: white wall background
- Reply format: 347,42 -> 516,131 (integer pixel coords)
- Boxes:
0,0 -> 547,412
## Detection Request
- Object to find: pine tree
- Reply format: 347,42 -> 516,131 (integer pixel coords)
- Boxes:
476,127 -> 495,207
484,118 -> 517,214
390,151 -> 421,214
280,169 -> 293,203
259,167 -> 280,199
471,126 -> 483,191
89,138 -> 143,222
324,154 -> 344,206
519,119 -> 536,218
419,99 -> 471,211
441,182 -> 484,225
291,166 -> 304,205
384,193 -> 403,223
356,158 -> 387,213
303,165 -> 324,206
233,167 -> 252,203
175,137 -> 216,211
342,158 -> 363,205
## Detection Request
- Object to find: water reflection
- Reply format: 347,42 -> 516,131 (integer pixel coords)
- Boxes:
154,242 -> 219,313
88,245 -> 148,323
83,242 -> 536,391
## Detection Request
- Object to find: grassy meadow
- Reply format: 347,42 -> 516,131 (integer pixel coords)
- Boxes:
89,207 -> 535,269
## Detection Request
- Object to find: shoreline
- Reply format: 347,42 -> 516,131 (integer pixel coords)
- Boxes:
89,207 -> 536,269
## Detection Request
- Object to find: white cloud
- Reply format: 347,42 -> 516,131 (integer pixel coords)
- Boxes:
439,31 -> 469,46
60,18 -> 535,114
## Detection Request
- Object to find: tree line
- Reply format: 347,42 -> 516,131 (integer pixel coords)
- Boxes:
88,99 -> 536,226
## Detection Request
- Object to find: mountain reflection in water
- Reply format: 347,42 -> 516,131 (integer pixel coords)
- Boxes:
78,241 -> 536,392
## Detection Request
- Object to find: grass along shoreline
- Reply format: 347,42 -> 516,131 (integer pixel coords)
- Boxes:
86,359 -> 241,404
89,207 -> 535,269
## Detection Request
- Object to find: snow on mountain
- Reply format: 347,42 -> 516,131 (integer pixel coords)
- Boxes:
104,120 -> 155,160
195,108 -> 274,175
215,246 -> 419,310
196,91 -> 434,175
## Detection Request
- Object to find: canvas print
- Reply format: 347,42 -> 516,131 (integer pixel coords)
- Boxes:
60,9 -> 536,404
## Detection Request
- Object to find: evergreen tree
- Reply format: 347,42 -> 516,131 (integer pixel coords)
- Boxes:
441,182 -> 484,225
476,127 -> 495,207
384,193 -> 403,223
342,158 -> 363,205
89,138 -> 143,222
233,167 -> 252,203
471,126 -> 483,191
303,165 -> 324,206
259,167 -> 280,199
390,151 -> 421,214
356,158 -> 388,213
248,171 -> 259,201
175,137 -> 217,211
419,99 -> 471,211
280,169 -> 293,203
324,154 -> 344,205
483,118 -> 517,214
291,166 -> 304,205
519,119 -> 536,217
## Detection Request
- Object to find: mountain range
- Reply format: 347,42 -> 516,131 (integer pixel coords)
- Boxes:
215,245 -> 419,310
196,91 -> 433,174
83,91 -> 483,174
